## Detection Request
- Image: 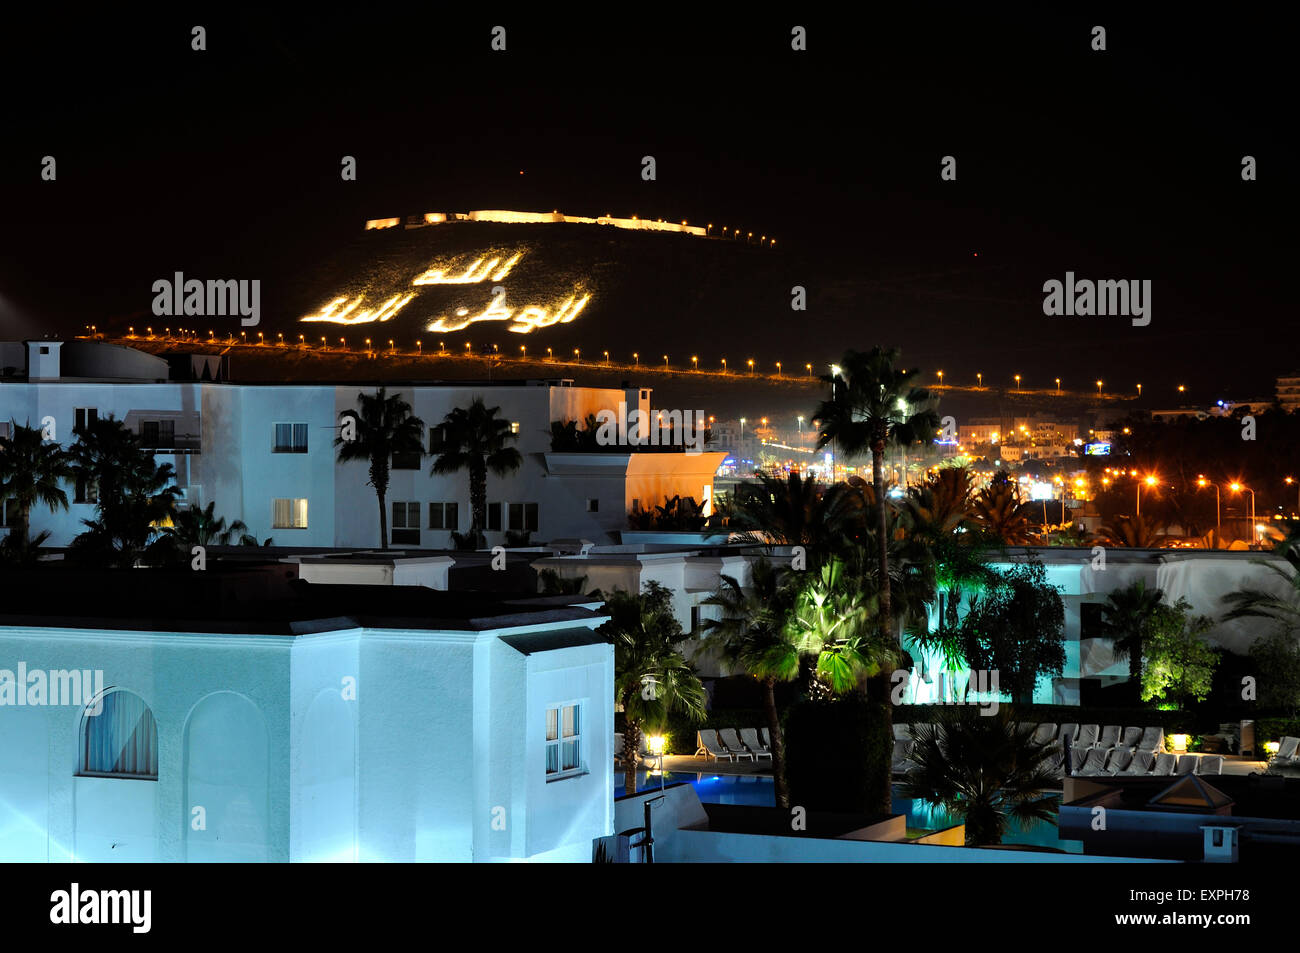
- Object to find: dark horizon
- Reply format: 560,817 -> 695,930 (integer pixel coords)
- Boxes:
2,10 -> 1296,400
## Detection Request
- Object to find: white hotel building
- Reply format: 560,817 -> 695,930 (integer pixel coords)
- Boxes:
0,340 -> 725,548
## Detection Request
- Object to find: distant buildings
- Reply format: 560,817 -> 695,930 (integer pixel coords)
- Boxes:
1278,371 -> 1300,413
0,340 -> 725,548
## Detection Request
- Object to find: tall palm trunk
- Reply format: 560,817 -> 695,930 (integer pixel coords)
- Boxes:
622,687 -> 641,796
371,458 -> 389,550
763,676 -> 789,808
471,461 -> 487,538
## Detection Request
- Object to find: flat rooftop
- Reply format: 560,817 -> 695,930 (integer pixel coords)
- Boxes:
0,565 -> 606,636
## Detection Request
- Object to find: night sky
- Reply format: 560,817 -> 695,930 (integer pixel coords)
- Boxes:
1,10 -> 1295,401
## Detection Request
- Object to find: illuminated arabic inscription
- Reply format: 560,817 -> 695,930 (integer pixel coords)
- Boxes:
412,251 -> 523,285
426,292 -> 591,334
301,294 -> 415,325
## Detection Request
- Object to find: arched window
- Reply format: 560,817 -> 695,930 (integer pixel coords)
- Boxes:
81,690 -> 158,779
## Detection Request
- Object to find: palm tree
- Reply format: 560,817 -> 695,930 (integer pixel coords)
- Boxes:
813,347 -> 940,644
1221,524 -> 1300,632
904,465 -> 976,541
1098,579 -> 1164,699
725,470 -> 853,562
334,387 -> 425,550
901,706 -> 1060,846
67,415 -> 182,568
0,421 -> 74,548
701,559 -> 799,807
431,398 -> 522,548
1092,514 -> 1166,548
604,581 -> 708,796
971,478 -> 1033,545
156,501 -> 257,547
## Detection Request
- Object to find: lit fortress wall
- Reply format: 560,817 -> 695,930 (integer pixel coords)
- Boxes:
363,210 -> 706,236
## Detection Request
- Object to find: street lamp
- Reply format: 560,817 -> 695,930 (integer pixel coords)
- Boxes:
977,372 -> 982,388
775,361 -> 781,377
1287,476 -> 1299,516
721,358 -> 727,373
1230,482 -> 1257,547
1137,383 -> 1142,397
633,352 -> 638,365
1197,477 -> 1221,539
797,415 -> 803,436
691,355 -> 698,370
806,363 -> 812,377
1137,473 -> 1157,516
663,354 -> 669,368
1055,378 -> 1061,394
748,359 -> 755,375
937,370 -> 943,385
1097,380 -> 1104,396
1014,374 -> 1021,391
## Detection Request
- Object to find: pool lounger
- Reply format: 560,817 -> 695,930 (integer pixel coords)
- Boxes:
695,728 -> 733,761
739,727 -> 772,760
718,728 -> 755,762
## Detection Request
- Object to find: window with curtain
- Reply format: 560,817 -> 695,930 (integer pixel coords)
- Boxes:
81,690 -> 158,779
545,703 -> 582,778
273,422 -> 309,452
273,498 -> 308,528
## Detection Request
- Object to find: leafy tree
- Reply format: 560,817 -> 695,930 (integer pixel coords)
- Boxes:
335,387 -> 426,550
1140,598 -> 1219,707
813,347 -> 940,643
901,706 -> 1060,846
604,581 -> 707,796
66,416 -> 181,568
701,558 -> 799,807
0,421 -> 74,549
1098,579 -> 1164,701
957,558 -> 1065,704
1248,631 -> 1300,716
431,398 -> 522,548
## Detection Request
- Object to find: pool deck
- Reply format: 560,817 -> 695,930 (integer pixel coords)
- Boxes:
636,752 -> 1271,780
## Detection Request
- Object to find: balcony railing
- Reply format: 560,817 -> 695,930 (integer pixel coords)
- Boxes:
140,435 -> 201,453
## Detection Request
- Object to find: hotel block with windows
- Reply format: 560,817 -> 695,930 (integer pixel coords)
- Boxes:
0,340 -> 725,548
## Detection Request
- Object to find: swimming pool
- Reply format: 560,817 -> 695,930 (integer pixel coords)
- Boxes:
615,771 -> 1081,851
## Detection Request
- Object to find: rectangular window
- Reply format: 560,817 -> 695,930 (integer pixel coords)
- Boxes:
586,498 -> 599,513
74,408 -> 98,432
507,503 -> 539,533
487,501 -> 502,532
140,419 -> 175,447
272,498 -> 308,529
392,450 -> 421,470
690,606 -> 702,635
75,474 -> 99,504
545,703 -> 582,778
1,499 -> 18,528
509,421 -> 520,435
428,502 -> 459,530
428,425 -> 446,453
273,422 -> 309,453
392,501 -> 420,545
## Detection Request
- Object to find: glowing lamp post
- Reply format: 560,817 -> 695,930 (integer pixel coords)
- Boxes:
1137,474 -> 1157,517
1097,380 -> 1103,396
977,372 -> 982,388
775,361 -> 781,377
1197,477 -> 1221,538
632,352 -> 638,365
806,363 -> 812,377
1014,374 -> 1021,391
691,355 -> 698,371
1055,378 -> 1061,394
662,355 -> 668,368
1230,483 -> 1256,547
748,359 -> 755,376
648,735 -> 666,789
